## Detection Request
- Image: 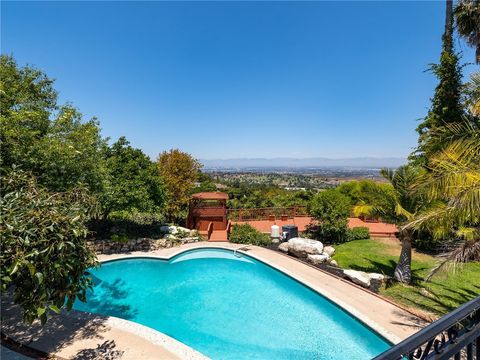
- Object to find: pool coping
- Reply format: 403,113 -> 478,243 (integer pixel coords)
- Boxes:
96,243 -> 427,348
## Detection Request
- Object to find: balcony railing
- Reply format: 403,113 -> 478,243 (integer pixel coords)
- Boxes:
374,295 -> 480,360
227,206 -> 309,221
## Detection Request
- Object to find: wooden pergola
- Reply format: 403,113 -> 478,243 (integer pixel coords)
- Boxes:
186,192 -> 229,232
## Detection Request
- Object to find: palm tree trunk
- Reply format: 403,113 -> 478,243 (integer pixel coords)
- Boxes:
444,0 -> 454,51
394,230 -> 413,284
445,0 -> 453,36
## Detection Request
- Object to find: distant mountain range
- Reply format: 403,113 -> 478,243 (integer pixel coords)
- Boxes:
200,157 -> 406,169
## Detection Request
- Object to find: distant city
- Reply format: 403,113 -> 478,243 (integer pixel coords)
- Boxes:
205,167 -> 389,191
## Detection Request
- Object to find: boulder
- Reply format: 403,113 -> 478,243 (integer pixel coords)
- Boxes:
323,246 -> 335,257
278,242 -> 290,253
160,225 -> 191,235
328,259 -> 338,267
287,237 -> 324,258
369,273 -> 385,281
176,226 -> 191,234
160,225 -> 176,234
307,254 -> 330,265
343,270 -> 372,288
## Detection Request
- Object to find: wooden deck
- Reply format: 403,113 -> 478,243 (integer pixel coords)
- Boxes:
199,230 -> 229,242
233,217 -> 397,238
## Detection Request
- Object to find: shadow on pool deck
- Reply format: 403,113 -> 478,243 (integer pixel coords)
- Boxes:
0,296 -> 180,360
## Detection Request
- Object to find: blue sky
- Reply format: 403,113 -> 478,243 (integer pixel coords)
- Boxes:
1,1 -> 476,160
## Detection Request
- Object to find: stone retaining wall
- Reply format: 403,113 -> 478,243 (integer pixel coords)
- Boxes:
87,237 -> 199,254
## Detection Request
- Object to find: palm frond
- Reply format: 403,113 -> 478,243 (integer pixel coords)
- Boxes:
427,237 -> 480,280
352,204 -> 374,218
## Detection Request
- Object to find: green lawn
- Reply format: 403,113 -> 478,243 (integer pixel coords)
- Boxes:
333,239 -> 480,317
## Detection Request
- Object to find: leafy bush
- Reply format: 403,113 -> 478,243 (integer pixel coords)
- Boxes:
229,224 -> 271,246
0,169 -> 98,323
110,234 -> 130,243
91,210 -> 166,240
309,189 -> 352,243
346,227 -> 370,241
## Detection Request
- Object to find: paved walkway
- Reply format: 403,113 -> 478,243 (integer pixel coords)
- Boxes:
2,242 -> 426,359
1,300 -> 200,360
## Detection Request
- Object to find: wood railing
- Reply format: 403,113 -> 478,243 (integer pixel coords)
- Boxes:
227,206 -> 309,221
207,222 -> 214,240
226,220 -> 232,237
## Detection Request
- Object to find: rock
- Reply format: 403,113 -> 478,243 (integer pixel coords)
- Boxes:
344,270 -> 372,288
164,234 -> 178,241
369,273 -> 385,281
307,254 -> 330,265
328,259 -> 338,267
278,242 -> 290,253
160,225 -> 176,234
182,237 -> 199,243
176,226 -> 191,234
287,237 -> 324,258
323,246 -> 335,257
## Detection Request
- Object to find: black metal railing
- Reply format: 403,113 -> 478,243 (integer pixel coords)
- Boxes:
374,296 -> 480,360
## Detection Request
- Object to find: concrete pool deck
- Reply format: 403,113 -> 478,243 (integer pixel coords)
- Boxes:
2,242 -> 427,359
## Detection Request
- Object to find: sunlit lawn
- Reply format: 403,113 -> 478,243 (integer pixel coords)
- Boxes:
333,239 -> 480,316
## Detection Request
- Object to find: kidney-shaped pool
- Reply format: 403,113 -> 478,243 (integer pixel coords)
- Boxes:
74,248 -> 391,359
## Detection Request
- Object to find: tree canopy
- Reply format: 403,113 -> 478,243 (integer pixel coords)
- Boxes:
102,137 -> 166,216
157,149 -> 202,223
309,189 -> 352,243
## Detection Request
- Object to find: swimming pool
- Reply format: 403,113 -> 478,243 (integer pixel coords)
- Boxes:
74,248 -> 391,359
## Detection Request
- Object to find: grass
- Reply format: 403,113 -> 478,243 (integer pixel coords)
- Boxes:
333,238 -> 480,317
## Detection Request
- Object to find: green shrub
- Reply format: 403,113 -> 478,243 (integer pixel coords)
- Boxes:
110,234 -> 130,243
309,189 -> 351,243
91,210 -> 166,240
1,169 -> 98,323
229,224 -> 271,246
346,227 -> 370,241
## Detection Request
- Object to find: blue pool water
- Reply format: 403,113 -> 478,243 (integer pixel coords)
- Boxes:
74,249 -> 391,359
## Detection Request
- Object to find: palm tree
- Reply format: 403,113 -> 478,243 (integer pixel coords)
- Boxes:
353,166 -> 426,283
406,122 -> 480,277
454,0 -> 480,64
464,72 -> 480,116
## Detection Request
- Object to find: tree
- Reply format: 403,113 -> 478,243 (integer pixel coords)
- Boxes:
354,166 -> 426,283
157,149 -> 202,223
309,189 -> 352,243
101,137 -> 166,217
0,56 -> 107,195
0,55 -> 57,171
338,180 -> 396,217
413,1 -> 465,164
192,172 -> 217,193
0,169 -> 98,323
454,0 -> 480,64
406,123 -> 480,277
464,72 -> 480,117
